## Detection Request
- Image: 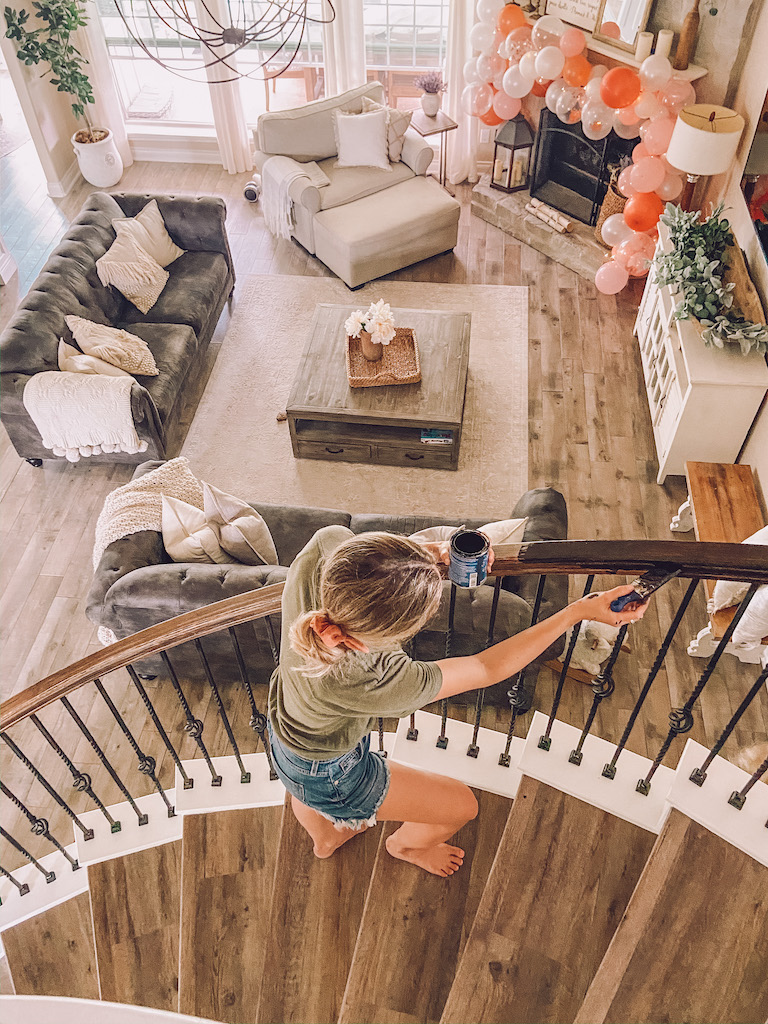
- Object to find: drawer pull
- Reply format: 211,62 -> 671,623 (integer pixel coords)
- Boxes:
405,453 -> 425,461
325,446 -> 343,454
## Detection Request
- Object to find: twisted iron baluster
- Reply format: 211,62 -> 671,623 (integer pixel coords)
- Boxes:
690,665 -> 768,786
569,625 -> 625,766
227,627 -> 277,780
638,584 -> 759,795
162,651 -> 222,786
0,866 -> 30,899
500,575 -> 546,767
0,733 -> 94,840
539,575 -> 595,750
94,678 -> 175,816
467,577 -> 502,758
0,782 -> 79,869
194,638 -> 251,783
378,718 -> 387,757
60,696 -> 147,824
437,583 -> 457,750
0,826 -> 55,883
127,665 -> 192,790
30,714 -> 120,833
729,751 -> 768,811
264,616 -> 280,667
603,579 -> 698,779
404,637 -> 419,740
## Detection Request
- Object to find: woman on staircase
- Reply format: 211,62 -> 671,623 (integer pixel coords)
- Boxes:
267,527 -> 646,877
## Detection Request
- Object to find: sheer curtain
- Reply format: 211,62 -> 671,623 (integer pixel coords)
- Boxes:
322,0 -> 366,97
445,0 -> 479,185
80,3 -> 133,168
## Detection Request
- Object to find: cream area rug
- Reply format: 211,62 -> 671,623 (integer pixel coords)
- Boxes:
181,276 -> 528,520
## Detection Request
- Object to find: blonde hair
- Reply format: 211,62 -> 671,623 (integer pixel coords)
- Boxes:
290,532 -> 443,677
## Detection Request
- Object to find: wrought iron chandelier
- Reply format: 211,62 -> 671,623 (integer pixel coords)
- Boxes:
113,0 -> 335,83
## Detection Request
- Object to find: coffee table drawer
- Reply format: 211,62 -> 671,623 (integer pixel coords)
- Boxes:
372,445 -> 456,470
295,439 -> 373,463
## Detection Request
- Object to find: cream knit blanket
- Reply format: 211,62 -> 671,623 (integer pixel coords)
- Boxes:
23,371 -> 148,463
261,155 -> 311,240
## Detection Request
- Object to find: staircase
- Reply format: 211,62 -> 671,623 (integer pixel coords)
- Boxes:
1,541 -> 767,1024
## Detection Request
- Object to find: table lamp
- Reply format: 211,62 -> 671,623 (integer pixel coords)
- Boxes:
665,104 -> 745,211
743,132 -> 768,205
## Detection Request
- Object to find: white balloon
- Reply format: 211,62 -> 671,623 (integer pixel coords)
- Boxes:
639,53 -> 673,92
502,63 -> 535,98
545,77 -> 566,113
519,50 -> 538,81
555,84 -> 584,124
612,113 -> 641,139
581,99 -> 613,139
589,64 -> 609,80
584,77 -> 604,101
470,21 -> 496,53
476,0 -> 504,23
535,45 -> 566,80
600,213 -> 634,246
477,52 -> 505,81
463,57 -> 481,84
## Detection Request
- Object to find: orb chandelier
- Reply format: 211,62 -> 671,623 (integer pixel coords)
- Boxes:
113,0 -> 336,83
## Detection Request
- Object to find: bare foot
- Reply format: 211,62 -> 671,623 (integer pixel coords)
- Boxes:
385,835 -> 465,877
313,823 -> 368,860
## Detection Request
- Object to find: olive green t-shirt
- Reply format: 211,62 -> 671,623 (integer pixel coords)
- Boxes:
268,525 -> 443,760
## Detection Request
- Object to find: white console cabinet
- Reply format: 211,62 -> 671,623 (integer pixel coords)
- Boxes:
635,224 -> 768,484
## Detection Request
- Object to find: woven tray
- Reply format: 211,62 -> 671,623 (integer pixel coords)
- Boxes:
346,327 -> 421,388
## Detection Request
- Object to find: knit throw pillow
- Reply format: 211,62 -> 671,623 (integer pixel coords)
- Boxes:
112,199 -> 185,269
57,339 -> 133,377
96,232 -> 169,314
65,315 -> 159,376
361,96 -> 412,163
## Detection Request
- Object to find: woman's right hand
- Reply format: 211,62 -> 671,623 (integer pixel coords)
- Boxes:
575,585 -> 650,628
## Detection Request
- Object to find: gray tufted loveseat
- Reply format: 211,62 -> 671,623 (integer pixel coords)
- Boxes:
0,192 -> 234,465
86,462 -> 569,709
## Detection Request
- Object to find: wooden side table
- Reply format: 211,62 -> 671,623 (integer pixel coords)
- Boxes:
409,109 -> 458,194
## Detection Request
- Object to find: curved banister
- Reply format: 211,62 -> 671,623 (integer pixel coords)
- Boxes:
2,539 -> 766,731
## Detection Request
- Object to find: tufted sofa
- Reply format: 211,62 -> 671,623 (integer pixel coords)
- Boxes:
0,192 -> 234,465
86,462 -> 569,708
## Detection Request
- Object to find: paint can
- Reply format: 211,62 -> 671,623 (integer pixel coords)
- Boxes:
449,529 -> 490,588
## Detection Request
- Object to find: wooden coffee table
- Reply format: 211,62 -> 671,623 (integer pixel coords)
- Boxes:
286,304 -> 470,471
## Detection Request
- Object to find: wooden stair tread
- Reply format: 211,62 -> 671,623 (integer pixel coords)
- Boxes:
88,840 -> 181,1011
179,805 -> 283,1024
256,794 -> 384,1024
576,809 -> 768,1024
441,777 -> 655,1024
2,890 -> 98,998
340,789 -> 512,1024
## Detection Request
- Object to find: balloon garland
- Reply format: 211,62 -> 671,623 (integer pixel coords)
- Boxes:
462,0 -> 696,294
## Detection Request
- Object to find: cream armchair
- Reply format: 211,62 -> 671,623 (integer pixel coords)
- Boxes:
254,82 -> 461,288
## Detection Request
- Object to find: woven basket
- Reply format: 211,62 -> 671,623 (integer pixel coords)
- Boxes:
346,327 -> 421,388
595,184 -> 627,246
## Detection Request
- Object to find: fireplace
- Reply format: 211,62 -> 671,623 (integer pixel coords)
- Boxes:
529,110 -> 635,225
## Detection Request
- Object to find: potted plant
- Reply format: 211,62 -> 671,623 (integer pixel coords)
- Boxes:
413,71 -> 446,118
4,0 -> 123,187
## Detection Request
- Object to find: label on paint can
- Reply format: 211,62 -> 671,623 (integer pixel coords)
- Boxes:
449,529 -> 489,588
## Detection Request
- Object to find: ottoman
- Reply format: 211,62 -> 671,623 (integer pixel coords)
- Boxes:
313,175 -> 461,288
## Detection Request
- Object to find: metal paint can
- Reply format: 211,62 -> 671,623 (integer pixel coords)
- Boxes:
449,529 -> 489,588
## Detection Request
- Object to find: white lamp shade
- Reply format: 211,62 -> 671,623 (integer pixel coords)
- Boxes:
744,132 -> 768,176
666,104 -> 745,176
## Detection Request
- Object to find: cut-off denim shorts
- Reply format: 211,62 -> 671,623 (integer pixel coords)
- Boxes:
268,722 -> 391,831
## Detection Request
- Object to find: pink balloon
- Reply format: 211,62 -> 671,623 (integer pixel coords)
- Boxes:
634,91 -> 665,120
613,232 -> 655,274
626,252 -> 651,277
632,142 -> 650,162
560,26 -> 586,56
492,90 -> 522,120
617,165 -> 637,198
595,259 -> 629,294
600,212 -> 634,246
640,116 -> 675,155
612,116 -> 641,140
618,104 -> 640,126
655,171 -> 683,201
600,21 -> 621,39
660,77 -> 696,116
630,156 -> 666,193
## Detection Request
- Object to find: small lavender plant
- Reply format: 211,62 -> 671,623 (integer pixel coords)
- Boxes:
413,71 -> 446,94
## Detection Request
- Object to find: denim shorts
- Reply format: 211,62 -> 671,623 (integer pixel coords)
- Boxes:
268,724 -> 391,831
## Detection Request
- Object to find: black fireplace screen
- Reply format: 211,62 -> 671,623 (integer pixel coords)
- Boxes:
529,110 -> 635,225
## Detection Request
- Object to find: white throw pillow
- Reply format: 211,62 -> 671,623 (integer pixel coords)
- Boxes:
333,108 -> 391,172
361,96 -> 412,162
112,199 -> 185,269
161,495 -> 236,564
65,316 -> 159,376
409,518 -> 528,551
710,525 -> 768,612
203,482 -> 278,566
96,232 -> 169,314
731,584 -> 768,649
57,339 -> 133,377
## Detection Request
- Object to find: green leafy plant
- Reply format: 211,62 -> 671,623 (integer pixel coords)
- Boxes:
652,202 -> 768,356
4,0 -> 97,139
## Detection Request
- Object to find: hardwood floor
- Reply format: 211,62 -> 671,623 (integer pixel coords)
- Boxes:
0,143 -> 765,874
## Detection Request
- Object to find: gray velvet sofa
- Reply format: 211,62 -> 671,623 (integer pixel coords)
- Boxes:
87,462 -> 569,709
0,192 -> 234,465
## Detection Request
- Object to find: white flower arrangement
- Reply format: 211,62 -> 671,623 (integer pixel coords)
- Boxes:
344,299 -> 396,345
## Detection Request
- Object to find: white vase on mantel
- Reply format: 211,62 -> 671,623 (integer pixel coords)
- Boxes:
420,92 -> 441,117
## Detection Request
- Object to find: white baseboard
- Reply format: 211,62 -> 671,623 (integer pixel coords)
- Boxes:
127,127 -> 224,166
46,158 -> 82,199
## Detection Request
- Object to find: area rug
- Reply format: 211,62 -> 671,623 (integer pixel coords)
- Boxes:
181,276 -> 528,519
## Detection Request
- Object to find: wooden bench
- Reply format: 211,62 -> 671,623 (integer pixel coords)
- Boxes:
670,461 -> 767,663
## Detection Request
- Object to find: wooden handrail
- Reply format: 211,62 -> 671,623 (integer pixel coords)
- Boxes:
2,540 -> 765,730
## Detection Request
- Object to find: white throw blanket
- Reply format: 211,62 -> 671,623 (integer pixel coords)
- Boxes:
261,155 -> 318,240
23,371 -> 148,463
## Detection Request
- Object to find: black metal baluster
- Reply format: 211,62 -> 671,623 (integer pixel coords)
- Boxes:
264,616 -> 280,667
539,574 -> 595,751
127,665 -> 192,790
0,866 -> 30,899
729,751 -> 768,811
194,638 -> 251,783
603,579 -> 698,779
0,827 -> 55,883
162,652 -> 222,786
94,678 -> 175,817
436,583 -> 457,750
227,627 -> 278,780
638,584 -> 759,795
468,577 -> 502,758
0,734 -> 94,840
404,637 -> 419,740
60,696 -> 147,824
569,625 -> 625,766
30,714 -> 120,833
500,575 -> 546,767
378,717 -> 387,757
690,665 -> 768,786
1,782 -> 79,869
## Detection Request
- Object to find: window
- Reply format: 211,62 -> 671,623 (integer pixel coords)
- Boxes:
363,0 -> 449,108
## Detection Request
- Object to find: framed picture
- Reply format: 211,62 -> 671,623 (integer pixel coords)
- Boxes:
544,0 -> 602,32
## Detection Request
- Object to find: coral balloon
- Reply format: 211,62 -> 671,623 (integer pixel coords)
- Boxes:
479,106 -> 505,125
639,53 -> 673,92
617,104 -> 640,126
640,116 -> 675,155
595,259 -> 629,294
531,15 -> 565,50
600,21 -> 621,39
563,54 -> 592,87
632,142 -> 650,162
655,171 -> 683,201
560,26 -> 586,56
600,212 -> 634,246
660,76 -> 696,116
493,90 -> 522,119
634,91 -> 665,120
617,165 -> 638,198
502,63 -> 535,97
519,50 -> 538,80
531,77 -> 552,97
462,82 -> 493,116
535,45 -> 565,80
498,2 -> 527,33
470,21 -> 496,52
623,192 -> 664,232
600,67 -> 641,109
545,77 -> 566,112
630,156 -> 666,193
555,85 -> 585,124
581,100 -> 612,139
506,26 -> 535,62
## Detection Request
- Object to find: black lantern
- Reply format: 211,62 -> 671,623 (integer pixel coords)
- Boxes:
491,115 -> 535,194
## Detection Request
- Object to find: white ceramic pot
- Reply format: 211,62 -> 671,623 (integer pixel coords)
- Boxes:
71,129 -> 123,188
420,92 -> 441,117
